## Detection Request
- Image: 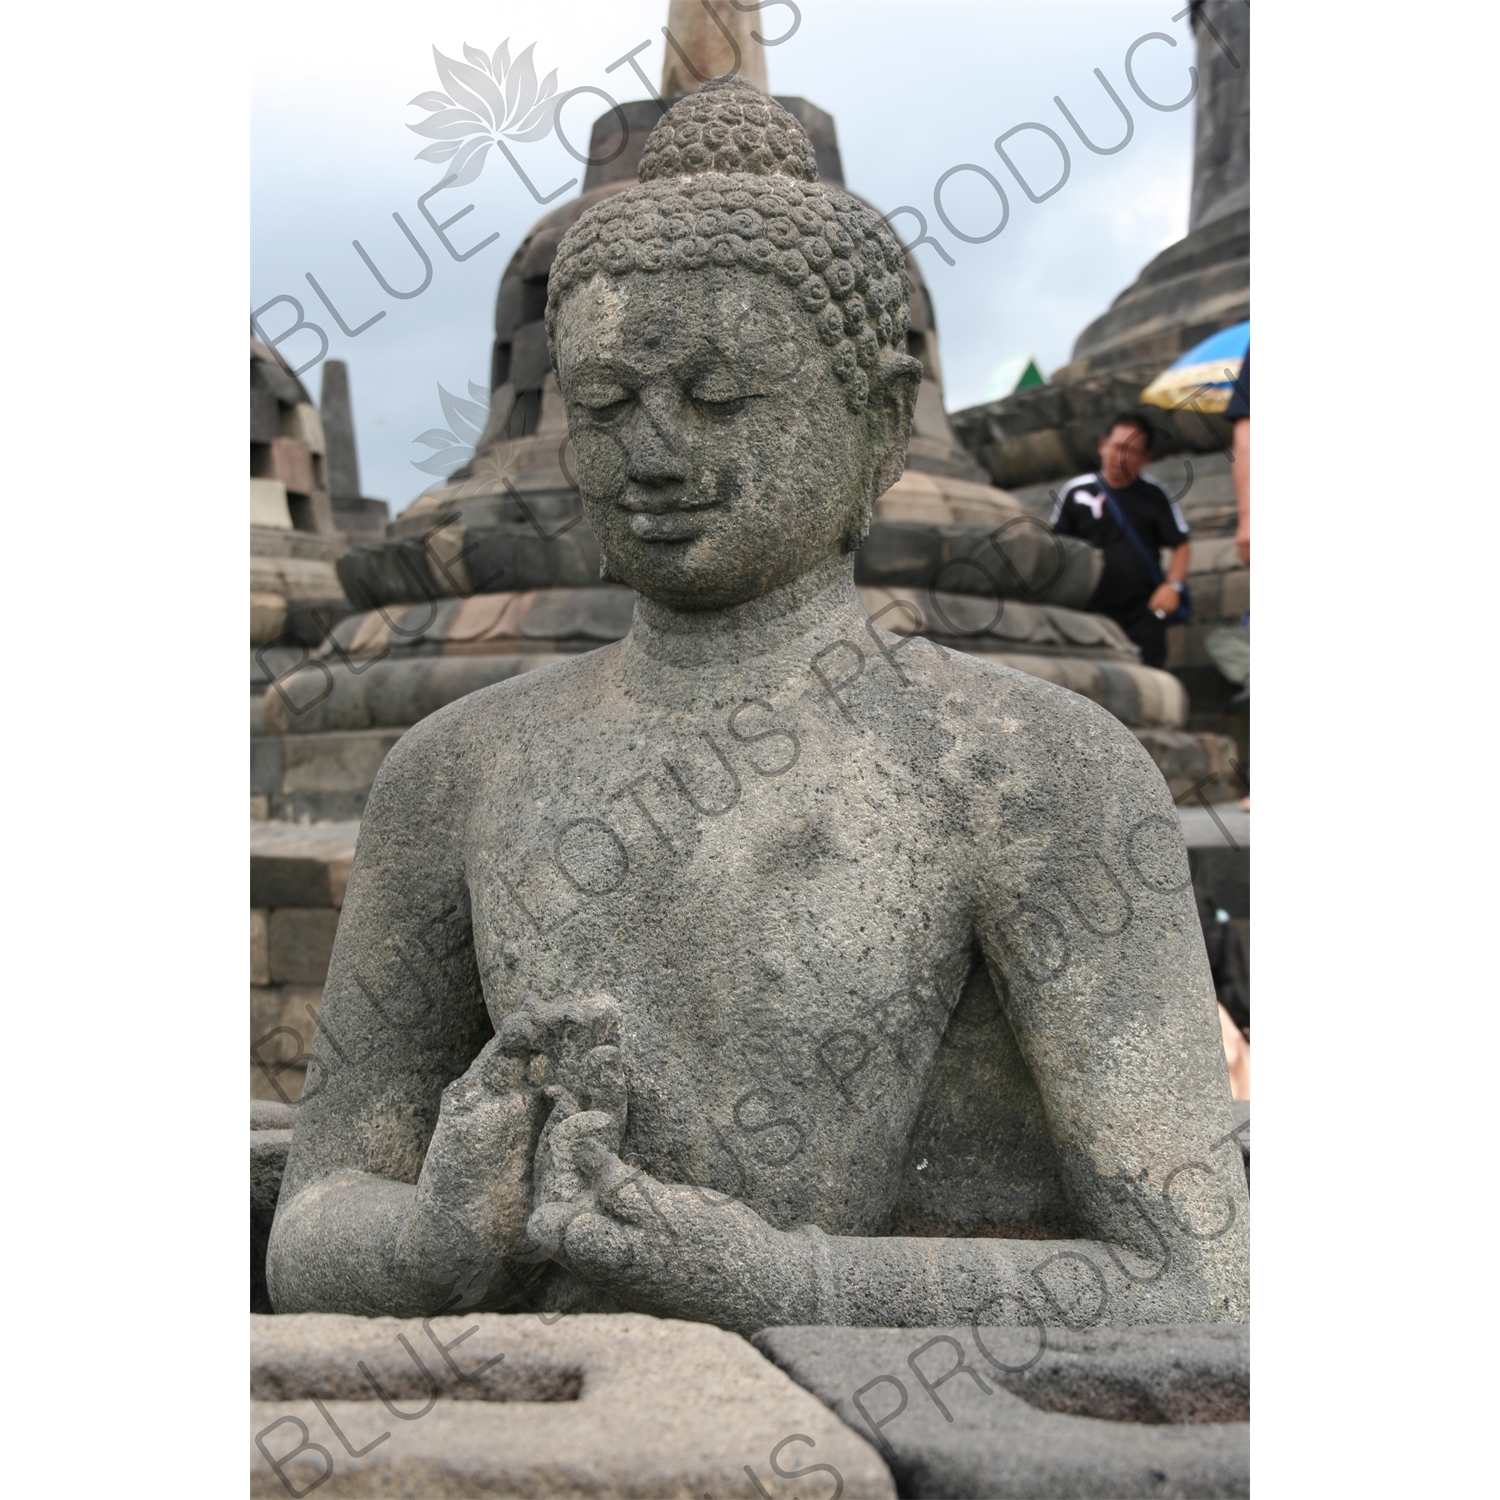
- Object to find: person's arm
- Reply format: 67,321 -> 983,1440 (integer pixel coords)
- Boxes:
521,693 -> 1249,1335
1233,417 -> 1250,563
1148,542 -> 1191,615
265,707 -> 554,1317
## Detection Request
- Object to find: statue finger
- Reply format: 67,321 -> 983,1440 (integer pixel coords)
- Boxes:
526,1198 -> 589,1259
578,1043 -> 628,1123
497,993 -> 552,1057
561,1208 -> 639,1273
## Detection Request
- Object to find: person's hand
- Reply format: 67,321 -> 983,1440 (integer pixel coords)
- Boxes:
1235,521 -> 1250,566
1148,582 -> 1182,617
526,1105 -> 818,1336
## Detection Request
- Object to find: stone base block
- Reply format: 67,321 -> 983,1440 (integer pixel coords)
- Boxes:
754,1323 -> 1247,1499
250,822 -> 357,908
251,1313 -> 895,1498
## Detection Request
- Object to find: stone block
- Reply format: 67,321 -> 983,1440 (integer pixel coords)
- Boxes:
320,359 -> 360,501
288,489 -> 337,536
336,538 -> 435,609
251,908 -> 270,987
523,586 -> 636,642
250,736 -> 284,797
252,1061 -> 305,1104
519,225 -> 567,280
261,655 -> 537,735
251,553 -> 343,600
251,1125 -> 293,1312
330,497 -> 389,538
250,822 -> 358,908
250,388 -> 279,444
251,478 -> 292,530
1134,729 -> 1241,803
269,791 -> 373,823
282,401 -> 326,455
280,730 -> 406,793
251,984 -> 322,1061
249,590 -> 287,645
253,342 -> 309,405
754,1324 -> 1247,1499
494,272 -> 549,342
269,909 -> 341,986
266,435 -> 314,496
251,1313 -> 895,1497
252,1100 -> 297,1131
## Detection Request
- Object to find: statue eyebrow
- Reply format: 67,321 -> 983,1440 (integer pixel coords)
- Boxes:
562,355 -> 643,385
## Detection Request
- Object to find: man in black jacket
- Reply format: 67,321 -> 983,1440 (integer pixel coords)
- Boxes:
1050,413 -> 1190,668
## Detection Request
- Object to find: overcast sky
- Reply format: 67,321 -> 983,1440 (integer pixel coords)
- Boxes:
252,1 -> 1197,513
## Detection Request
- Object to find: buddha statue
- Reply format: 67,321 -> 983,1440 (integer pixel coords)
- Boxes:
267,79 -> 1248,1335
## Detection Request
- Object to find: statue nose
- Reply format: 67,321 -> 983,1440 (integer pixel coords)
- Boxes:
625,394 -> 689,488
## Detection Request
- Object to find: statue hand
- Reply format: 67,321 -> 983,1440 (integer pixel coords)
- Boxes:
526,1117 -> 818,1336
403,990 -> 626,1309
497,989 -> 628,1128
403,1029 -> 544,1307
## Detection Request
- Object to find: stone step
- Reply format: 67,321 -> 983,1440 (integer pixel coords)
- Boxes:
754,1323 -> 1247,1497
250,1313 -> 894,1496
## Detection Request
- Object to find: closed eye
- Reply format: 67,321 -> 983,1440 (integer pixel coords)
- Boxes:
576,390 -> 634,423
690,386 -> 759,418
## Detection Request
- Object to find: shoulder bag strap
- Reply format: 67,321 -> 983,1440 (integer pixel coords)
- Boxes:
1097,478 -> 1164,586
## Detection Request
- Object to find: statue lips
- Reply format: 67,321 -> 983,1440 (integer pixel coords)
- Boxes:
620,488 -> 723,543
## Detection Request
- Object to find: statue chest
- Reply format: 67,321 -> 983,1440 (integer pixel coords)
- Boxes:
461,712 -> 982,1226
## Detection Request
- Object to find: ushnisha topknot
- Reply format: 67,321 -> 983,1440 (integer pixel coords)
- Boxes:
547,76 -> 915,415
637,75 -> 817,182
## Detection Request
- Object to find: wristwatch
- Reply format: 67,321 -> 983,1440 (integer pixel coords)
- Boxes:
1164,579 -> 1184,592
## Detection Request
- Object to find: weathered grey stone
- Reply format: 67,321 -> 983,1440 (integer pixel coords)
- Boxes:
522,587 -> 636,642
269,908 -> 340,986
252,1126 -> 294,1313
336,538 -> 433,611
253,1100 -> 298,1130
508,320 -> 553,394
252,341 -> 309,406
319,359 -> 361,502
461,523 -> 603,594
268,78 -> 1246,1337
250,387 -> 278,444
855,520 -> 1102,608
262,662 -> 534,735
250,1312 -> 895,1498
494,271 -> 549,343
280,729 -> 409,793
753,1323 -> 1248,1498
288,488 -> 337,536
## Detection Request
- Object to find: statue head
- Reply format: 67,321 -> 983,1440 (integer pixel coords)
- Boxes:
546,76 -> 923,611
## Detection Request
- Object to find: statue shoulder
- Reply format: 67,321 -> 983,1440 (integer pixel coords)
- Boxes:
366,649 -> 617,816
929,649 -> 1175,814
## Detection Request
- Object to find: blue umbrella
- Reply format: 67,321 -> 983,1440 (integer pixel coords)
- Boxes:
1140,320 -> 1249,414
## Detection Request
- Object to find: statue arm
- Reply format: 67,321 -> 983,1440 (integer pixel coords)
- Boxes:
265,711 -> 545,1317
521,695 -> 1248,1335
957,699 -> 1250,1325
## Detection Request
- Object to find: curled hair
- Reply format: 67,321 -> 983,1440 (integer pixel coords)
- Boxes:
546,76 -> 917,415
